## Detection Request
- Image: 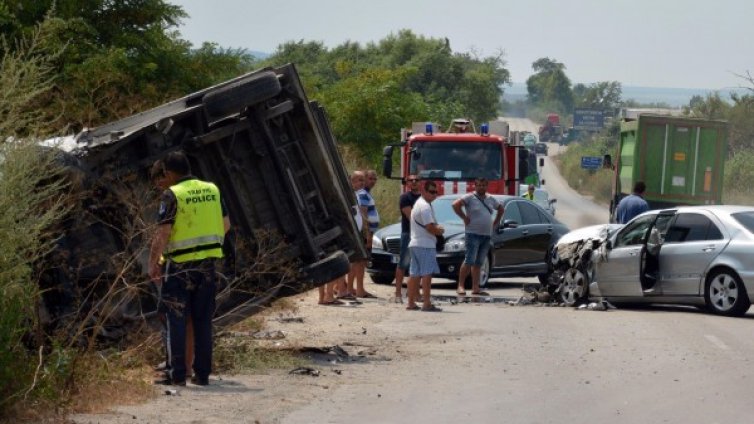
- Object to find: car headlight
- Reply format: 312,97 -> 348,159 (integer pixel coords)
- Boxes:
372,235 -> 384,250
442,237 -> 465,252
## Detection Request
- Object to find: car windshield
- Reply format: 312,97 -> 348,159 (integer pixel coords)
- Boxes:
731,211 -> 754,234
409,141 -> 502,180
432,198 -> 464,225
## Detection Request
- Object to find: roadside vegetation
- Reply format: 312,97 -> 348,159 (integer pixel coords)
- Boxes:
515,56 -> 754,206
4,1 -> 753,421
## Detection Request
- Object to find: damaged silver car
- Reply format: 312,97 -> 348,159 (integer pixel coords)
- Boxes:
550,206 -> 754,316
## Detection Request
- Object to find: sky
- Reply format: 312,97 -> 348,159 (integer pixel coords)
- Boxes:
171,0 -> 753,90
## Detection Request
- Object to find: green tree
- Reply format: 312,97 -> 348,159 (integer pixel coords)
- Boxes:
0,19 -> 69,414
684,92 -> 730,120
1,0 -> 255,129
573,81 -> 622,111
262,30 -> 511,161
526,57 -> 573,111
319,67 -> 428,159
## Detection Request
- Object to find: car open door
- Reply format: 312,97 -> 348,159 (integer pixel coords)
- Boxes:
639,211 -> 675,293
597,214 -> 656,297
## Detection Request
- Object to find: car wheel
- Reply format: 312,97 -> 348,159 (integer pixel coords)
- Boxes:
559,268 -> 589,306
203,71 -> 282,122
370,274 -> 395,285
479,255 -> 490,288
705,269 -> 750,317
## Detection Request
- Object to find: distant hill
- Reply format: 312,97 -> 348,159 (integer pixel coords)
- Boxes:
503,82 -> 749,107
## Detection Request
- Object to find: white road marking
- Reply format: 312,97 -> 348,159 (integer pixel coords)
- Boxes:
704,334 -> 730,350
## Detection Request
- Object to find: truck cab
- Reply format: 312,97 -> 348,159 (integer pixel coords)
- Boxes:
382,119 -> 522,196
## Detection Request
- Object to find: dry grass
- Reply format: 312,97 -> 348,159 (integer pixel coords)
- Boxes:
3,351 -> 156,423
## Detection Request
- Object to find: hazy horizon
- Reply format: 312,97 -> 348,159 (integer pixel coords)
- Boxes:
504,82 -> 748,108
172,0 -> 753,90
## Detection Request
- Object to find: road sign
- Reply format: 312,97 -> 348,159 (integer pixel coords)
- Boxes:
574,108 -> 605,131
581,156 -> 603,170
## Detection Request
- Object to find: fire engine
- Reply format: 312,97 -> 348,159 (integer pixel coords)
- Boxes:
382,118 -> 524,195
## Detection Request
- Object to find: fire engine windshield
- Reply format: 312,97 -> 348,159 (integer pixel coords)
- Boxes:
409,141 -> 502,180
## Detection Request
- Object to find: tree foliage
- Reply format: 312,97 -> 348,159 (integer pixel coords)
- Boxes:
573,81 -> 622,111
0,18 -> 70,414
526,57 -> 573,111
0,0 -> 256,130
261,29 -> 511,163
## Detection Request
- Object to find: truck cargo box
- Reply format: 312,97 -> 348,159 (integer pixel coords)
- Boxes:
611,114 -> 728,217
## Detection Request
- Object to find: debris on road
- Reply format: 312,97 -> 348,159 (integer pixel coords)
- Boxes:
289,367 -> 320,377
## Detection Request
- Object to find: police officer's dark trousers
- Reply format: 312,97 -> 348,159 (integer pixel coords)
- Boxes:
162,260 -> 217,383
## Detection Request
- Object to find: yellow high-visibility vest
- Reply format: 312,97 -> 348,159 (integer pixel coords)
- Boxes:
166,179 -> 224,263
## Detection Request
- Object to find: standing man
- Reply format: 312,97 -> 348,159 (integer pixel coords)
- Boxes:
354,169 -> 380,298
345,171 -> 369,300
407,181 -> 444,312
522,184 -> 536,200
615,181 -> 650,224
149,151 -> 230,386
393,175 -> 421,302
452,177 -> 503,296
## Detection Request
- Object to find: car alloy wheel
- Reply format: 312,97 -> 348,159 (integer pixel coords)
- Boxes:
705,269 -> 750,316
559,268 -> 588,306
479,255 -> 490,288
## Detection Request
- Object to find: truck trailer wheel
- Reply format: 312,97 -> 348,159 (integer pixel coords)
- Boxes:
300,251 -> 351,285
203,71 -> 281,122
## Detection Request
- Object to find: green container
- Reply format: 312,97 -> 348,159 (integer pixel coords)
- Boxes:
613,114 -> 728,209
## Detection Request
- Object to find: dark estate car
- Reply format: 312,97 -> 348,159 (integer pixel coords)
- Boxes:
367,194 -> 570,287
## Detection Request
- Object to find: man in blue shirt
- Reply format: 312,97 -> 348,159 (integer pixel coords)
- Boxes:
615,181 -> 650,224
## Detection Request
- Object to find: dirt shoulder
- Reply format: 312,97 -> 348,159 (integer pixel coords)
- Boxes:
71,282 -> 438,423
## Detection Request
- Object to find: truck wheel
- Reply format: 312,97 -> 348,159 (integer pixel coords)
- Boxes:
203,71 -> 281,122
300,251 -> 350,285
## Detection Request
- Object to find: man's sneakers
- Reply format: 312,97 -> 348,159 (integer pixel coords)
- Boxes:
191,376 -> 209,386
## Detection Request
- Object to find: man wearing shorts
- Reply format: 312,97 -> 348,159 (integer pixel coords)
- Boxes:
407,181 -> 444,312
452,177 -> 503,295
394,175 -> 421,302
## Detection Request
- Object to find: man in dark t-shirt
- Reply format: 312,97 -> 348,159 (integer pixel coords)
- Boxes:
394,175 -> 421,302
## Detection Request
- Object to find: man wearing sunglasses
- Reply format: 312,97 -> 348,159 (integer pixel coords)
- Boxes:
407,181 -> 444,312
393,175 -> 421,302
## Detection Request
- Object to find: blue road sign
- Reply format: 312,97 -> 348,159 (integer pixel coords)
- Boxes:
574,108 -> 604,131
581,156 -> 602,170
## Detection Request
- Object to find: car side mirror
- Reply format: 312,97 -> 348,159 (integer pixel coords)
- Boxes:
605,239 -> 613,250
550,199 -> 557,204
539,157 -> 545,167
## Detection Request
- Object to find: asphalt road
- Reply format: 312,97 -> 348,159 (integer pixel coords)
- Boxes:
285,118 -> 754,424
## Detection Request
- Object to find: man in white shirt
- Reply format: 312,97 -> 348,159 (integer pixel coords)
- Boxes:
407,181 -> 444,312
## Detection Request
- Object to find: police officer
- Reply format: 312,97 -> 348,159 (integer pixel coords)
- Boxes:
149,151 -> 230,386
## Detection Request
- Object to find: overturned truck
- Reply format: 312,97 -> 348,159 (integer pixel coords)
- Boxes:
41,64 -> 364,340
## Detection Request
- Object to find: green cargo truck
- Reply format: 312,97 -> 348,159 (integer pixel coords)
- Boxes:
608,114 -> 728,221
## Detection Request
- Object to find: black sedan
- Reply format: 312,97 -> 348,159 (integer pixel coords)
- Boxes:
367,194 -> 570,287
